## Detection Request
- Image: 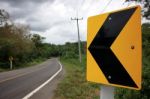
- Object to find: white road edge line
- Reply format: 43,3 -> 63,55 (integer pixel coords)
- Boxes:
22,60 -> 63,99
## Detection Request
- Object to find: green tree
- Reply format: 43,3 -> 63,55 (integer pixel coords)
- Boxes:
0,23 -> 34,68
30,34 -> 46,58
125,0 -> 150,19
31,34 -> 45,48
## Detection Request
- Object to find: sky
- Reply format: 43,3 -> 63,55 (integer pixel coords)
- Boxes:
0,0 -> 148,44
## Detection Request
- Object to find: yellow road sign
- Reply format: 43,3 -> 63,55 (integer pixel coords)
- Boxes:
87,6 -> 142,90
9,56 -> 13,61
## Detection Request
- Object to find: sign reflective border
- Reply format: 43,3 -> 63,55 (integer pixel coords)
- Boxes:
87,6 -> 142,90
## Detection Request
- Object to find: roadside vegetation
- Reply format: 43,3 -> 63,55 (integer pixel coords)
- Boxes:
0,23 -> 60,70
0,21 -> 87,71
54,56 -> 99,99
53,23 -> 150,99
0,22 -> 86,71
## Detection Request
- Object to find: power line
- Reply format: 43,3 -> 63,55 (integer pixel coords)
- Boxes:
100,0 -> 113,13
75,0 -> 85,18
78,0 -> 85,12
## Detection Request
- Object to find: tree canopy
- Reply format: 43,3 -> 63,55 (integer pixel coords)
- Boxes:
125,0 -> 150,19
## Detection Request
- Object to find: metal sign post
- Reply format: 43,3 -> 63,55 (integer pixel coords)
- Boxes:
10,60 -> 12,69
9,56 -> 13,70
100,85 -> 114,99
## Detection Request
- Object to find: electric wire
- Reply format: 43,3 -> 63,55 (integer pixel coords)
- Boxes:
100,0 -> 113,13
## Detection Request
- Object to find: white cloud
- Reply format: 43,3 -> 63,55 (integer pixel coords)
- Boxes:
1,0 -> 149,44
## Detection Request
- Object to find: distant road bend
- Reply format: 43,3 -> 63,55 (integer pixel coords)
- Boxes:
0,58 -> 63,99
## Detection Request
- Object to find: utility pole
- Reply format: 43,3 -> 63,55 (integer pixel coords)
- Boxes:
71,17 -> 83,63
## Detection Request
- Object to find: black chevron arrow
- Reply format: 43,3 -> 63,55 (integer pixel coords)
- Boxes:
88,7 -> 138,88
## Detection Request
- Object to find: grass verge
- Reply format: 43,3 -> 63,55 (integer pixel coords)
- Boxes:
54,56 -> 99,99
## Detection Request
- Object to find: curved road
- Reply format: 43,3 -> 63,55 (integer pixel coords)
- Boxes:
0,58 -> 64,99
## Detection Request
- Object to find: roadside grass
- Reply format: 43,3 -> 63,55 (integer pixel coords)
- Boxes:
0,68 -> 7,72
54,56 -> 99,99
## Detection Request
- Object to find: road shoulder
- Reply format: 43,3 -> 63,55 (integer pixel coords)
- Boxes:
30,62 -> 65,99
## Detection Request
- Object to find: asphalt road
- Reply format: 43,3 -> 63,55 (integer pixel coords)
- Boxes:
0,58 -> 64,99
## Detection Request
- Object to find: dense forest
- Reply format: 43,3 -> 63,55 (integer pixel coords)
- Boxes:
0,23 -> 86,69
